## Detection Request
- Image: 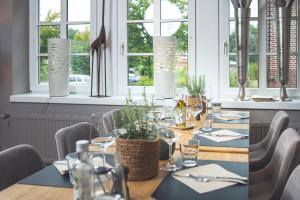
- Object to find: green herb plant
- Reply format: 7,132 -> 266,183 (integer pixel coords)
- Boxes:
187,75 -> 206,98
116,88 -> 159,140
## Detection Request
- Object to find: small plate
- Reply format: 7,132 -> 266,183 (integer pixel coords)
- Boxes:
171,124 -> 194,130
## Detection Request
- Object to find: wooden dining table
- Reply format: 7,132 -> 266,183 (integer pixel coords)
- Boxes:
0,111 -> 249,200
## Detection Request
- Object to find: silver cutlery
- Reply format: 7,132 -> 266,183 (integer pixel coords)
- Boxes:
196,177 -> 247,185
200,132 -> 248,139
173,173 -> 248,182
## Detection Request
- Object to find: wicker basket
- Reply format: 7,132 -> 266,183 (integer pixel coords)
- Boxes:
116,136 -> 160,181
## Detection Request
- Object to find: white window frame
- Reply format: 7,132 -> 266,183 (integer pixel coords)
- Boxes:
117,0 -> 196,96
29,0 -> 97,94
219,0 -> 300,99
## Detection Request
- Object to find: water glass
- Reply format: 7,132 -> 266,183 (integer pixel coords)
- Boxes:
211,102 -> 222,115
202,119 -> 212,132
66,152 -> 79,185
180,139 -> 199,167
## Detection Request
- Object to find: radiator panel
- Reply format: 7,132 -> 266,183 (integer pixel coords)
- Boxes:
7,113 -> 93,163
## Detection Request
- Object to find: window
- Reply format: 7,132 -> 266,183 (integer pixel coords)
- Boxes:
220,0 -> 300,97
30,0 -> 93,92
229,0 -> 259,88
117,0 -> 195,95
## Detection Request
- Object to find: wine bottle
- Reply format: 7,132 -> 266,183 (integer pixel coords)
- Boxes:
175,95 -> 187,128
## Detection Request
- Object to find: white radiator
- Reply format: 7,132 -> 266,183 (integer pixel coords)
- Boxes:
6,113 -> 93,163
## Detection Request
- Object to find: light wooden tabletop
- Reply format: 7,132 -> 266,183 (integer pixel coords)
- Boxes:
0,112 -> 249,200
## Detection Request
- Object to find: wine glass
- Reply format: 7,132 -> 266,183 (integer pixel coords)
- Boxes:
160,130 -> 181,171
90,113 -> 115,168
191,97 -> 203,134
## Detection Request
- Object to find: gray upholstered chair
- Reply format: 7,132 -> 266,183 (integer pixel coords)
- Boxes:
55,122 -> 99,160
250,110 -> 289,172
249,128 -> 300,200
280,165 -> 300,200
0,144 -> 44,190
102,109 -> 122,133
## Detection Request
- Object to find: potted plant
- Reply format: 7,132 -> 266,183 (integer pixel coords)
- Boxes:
115,89 -> 160,181
186,75 -> 207,116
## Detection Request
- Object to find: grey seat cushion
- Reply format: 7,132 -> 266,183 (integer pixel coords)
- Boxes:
250,111 -> 289,172
0,144 -> 44,190
55,122 -> 99,160
249,128 -> 300,200
281,165 -> 300,200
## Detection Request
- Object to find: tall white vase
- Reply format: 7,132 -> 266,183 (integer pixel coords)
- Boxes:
153,36 -> 176,99
48,38 -> 70,97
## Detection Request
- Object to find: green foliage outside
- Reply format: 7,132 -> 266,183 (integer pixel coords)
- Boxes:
229,23 -> 259,88
39,11 -> 90,82
127,0 -> 188,88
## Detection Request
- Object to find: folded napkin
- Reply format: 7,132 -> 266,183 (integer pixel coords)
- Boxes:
216,113 -> 248,121
172,164 -> 246,194
53,160 -> 68,175
199,129 -> 247,142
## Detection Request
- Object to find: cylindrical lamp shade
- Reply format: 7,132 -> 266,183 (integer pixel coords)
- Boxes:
48,39 -> 70,97
153,36 -> 176,99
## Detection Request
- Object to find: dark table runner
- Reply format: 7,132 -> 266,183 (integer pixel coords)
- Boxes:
193,128 -> 249,148
19,165 -> 72,188
152,160 -> 248,200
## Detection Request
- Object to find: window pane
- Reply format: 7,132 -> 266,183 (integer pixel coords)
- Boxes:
39,56 -> 48,83
161,0 -> 188,20
128,0 -> 153,20
229,55 -> 259,88
267,55 -> 297,88
161,22 -> 188,53
248,55 -> 259,88
39,0 -> 60,22
68,0 -> 90,22
128,56 -> 153,86
267,0 -> 297,17
229,21 -> 236,53
267,20 -> 297,53
128,23 -> 153,53
176,55 -> 188,88
249,21 -> 258,53
266,20 -> 277,53
70,55 -> 90,76
39,25 -> 60,53
230,0 -> 258,18
229,21 -> 258,54
68,25 -> 91,53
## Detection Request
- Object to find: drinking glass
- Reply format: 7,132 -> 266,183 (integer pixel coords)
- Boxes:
160,130 -> 181,171
90,113 -> 116,169
191,97 -> 203,134
211,102 -> 222,115
180,139 -> 200,167
202,115 -> 213,132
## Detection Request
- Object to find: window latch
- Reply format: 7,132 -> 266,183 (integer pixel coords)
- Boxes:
223,41 -> 228,56
120,43 -> 125,56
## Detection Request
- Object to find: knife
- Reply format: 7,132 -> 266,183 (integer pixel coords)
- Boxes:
173,173 -> 248,182
201,133 -> 248,139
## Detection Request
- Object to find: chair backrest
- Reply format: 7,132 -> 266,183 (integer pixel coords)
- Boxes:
265,128 -> 300,199
281,165 -> 300,200
0,144 -> 44,190
55,122 -> 99,160
253,111 -> 289,166
102,109 -> 122,133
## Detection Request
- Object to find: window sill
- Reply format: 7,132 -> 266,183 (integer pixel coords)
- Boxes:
9,93 -> 300,110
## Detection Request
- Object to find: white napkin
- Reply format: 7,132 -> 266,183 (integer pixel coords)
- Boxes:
216,113 -> 246,121
53,160 -> 68,175
199,129 -> 246,142
173,164 -> 246,194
